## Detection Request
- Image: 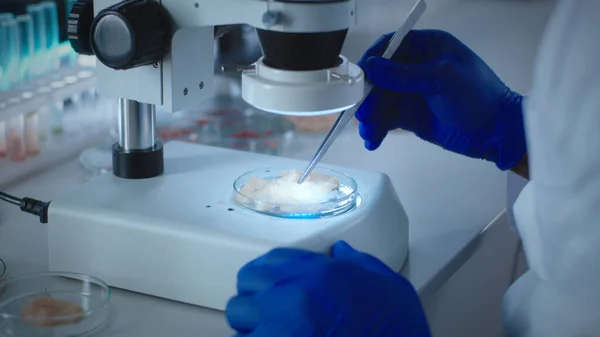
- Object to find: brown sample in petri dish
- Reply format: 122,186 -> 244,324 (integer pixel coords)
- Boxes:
20,296 -> 84,327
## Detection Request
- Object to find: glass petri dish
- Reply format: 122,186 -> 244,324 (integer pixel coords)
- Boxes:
204,114 -> 294,156
0,272 -> 110,337
234,167 -> 358,219
79,147 -> 113,180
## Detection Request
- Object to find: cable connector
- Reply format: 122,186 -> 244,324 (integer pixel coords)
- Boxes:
19,198 -> 51,224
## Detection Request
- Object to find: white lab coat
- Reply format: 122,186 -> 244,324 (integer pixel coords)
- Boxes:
503,1 -> 600,336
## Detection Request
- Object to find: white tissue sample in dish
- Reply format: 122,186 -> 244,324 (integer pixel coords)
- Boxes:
236,169 -> 356,216
239,170 -> 338,204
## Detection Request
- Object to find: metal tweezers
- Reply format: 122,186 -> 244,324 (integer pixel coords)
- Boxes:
297,0 -> 427,184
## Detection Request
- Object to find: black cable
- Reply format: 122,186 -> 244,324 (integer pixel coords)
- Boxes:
0,191 -> 21,206
0,191 -> 51,224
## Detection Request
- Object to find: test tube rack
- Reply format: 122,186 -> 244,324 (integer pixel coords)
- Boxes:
0,66 -> 113,187
0,66 -> 96,121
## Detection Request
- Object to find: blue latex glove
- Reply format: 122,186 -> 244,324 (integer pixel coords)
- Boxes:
226,241 -> 431,337
357,30 -> 526,171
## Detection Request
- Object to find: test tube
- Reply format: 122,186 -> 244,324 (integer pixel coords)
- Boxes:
51,100 -> 65,135
0,99 -> 6,159
0,14 -> 7,91
24,111 -> 40,155
26,4 -> 47,77
0,12 -> 14,22
6,115 -> 26,162
0,18 -> 21,90
16,14 -> 34,84
38,104 -> 51,141
36,86 -> 52,141
0,119 -> 6,159
39,1 -> 60,72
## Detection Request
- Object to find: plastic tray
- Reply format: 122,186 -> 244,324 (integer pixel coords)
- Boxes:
0,272 -> 110,337
234,167 -> 357,218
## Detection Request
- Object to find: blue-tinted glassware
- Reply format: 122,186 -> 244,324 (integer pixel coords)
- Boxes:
16,14 -> 34,84
0,13 -> 15,90
39,1 -> 60,72
0,13 -> 15,21
0,18 -> 20,90
26,4 -> 47,77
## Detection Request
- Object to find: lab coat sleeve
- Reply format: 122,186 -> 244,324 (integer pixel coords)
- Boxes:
503,1 -> 600,336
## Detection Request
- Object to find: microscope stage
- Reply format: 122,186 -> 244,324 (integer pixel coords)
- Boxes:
48,142 -> 408,310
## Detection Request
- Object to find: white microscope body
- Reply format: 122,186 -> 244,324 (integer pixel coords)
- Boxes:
49,0 -> 417,310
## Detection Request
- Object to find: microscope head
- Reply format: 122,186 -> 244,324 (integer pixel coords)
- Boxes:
68,0 -> 363,115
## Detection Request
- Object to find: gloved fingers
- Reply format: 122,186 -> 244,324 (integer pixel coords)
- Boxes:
393,29 -> 448,63
226,295 -> 260,333
331,241 -> 397,276
364,57 -> 446,93
247,248 -> 318,268
231,286 -> 313,337
354,87 -> 390,124
358,32 -> 395,67
235,324 -> 298,337
237,251 -> 328,295
358,122 -> 387,151
389,93 -> 433,134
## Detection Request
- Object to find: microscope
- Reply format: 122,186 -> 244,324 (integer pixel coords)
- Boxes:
49,0 -> 419,310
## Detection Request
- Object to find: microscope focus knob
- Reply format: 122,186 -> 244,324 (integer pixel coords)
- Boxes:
67,0 -> 95,56
90,0 -> 172,70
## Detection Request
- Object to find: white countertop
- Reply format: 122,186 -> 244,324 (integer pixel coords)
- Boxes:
0,129 -> 506,336
0,0 -> 556,335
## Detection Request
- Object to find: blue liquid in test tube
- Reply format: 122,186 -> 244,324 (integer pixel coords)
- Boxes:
39,1 -> 60,72
16,15 -> 34,84
0,13 -> 14,21
0,18 -> 20,90
0,13 -> 14,90
26,4 -> 47,77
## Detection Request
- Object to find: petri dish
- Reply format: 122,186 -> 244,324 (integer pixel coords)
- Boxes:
234,167 -> 358,218
204,114 -> 294,155
0,272 -> 110,337
79,147 -> 113,180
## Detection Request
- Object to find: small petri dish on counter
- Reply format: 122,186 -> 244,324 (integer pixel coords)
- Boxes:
0,272 -> 110,337
234,167 -> 358,219
79,147 -> 113,180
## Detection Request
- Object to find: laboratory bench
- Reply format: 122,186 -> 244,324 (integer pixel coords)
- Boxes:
0,128 -> 506,336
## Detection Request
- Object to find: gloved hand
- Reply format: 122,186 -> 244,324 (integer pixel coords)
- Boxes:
226,241 -> 431,337
356,29 -> 526,171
